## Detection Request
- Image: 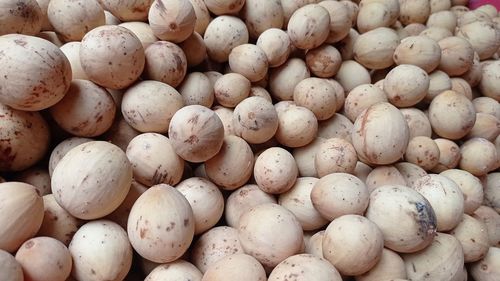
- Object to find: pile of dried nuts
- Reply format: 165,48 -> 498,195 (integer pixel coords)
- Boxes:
0,0 -> 499,280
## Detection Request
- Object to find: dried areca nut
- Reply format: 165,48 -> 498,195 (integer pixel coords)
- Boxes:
366,185 -> 437,253
50,79 -> 116,137
466,113 -> 499,142
334,60 -> 371,93
449,214 -> 489,263
384,64 -> 429,107
0,34 -> 71,111
402,233 -> 464,280
202,254 -> 266,281
205,135 -> 254,190
428,90 -> 476,140
365,166 -> 407,193
438,36 -> 474,76
356,3 -> 391,34
404,136 -> 440,171
311,173 -> 369,221
228,44 -> 268,82
144,41 -> 187,87
278,177 -> 329,231
0,104 -> 50,172
70,220 -> 132,281
287,4 -> 330,50
119,22 -> 158,49
269,58 -> 310,101
354,27 -> 399,70
15,237 -> 72,281
322,215 -> 384,276
0,182 -> 44,252
148,0 -> 196,43
224,184 -> 277,228
80,25 -> 145,90
127,184 -> 194,263
459,138 -> 498,176
51,141 -> 132,220
318,0 -> 351,43
426,10 -> 457,32
168,105 -> 224,163
352,102 -> 410,165
356,248 -> 407,281
232,96 -> 279,144
425,70 -> 452,102
457,21 -> 500,60
394,36 -> 441,73
203,16 -> 249,63
398,0 -> 431,25
179,31 -> 206,67
59,42 -> 88,80
269,254 -> 342,281
176,177 -> 224,235
345,84 -> 387,122
238,203 -> 303,269
214,73 -> 251,107
178,72 -> 213,107
314,138 -> 357,177
305,44 -> 342,78
412,174 -> 464,231
126,133 -> 184,187
243,0 -> 284,39
0,0 -> 42,36
256,28 -> 291,68
47,0 -> 104,41
479,60 -> 500,101
122,80 -> 183,133
254,147 -> 298,194
293,77 -> 338,121
441,169 -> 484,215
100,0 -> 152,21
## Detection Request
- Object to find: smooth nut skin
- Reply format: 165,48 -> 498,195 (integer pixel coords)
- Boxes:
449,214 -> 489,263
191,226 -> 244,273
15,236 -> 72,281
345,84 -> 387,122
51,141 -> 132,220
0,34 -> 71,111
144,41 -> 187,88
0,250 -> 23,281
441,169 -> 483,215
168,105 -> 224,163
0,104 -> 50,172
228,44 -> 268,82
352,102 -> 410,165
287,4 -> 330,50
202,254 -> 266,281
402,233 -> 464,281
457,21 -> 500,60
305,44 -> 342,78
119,21 -> 159,49
459,138 -> 498,176
0,0 -> 42,36
384,64 -> 429,107
0,182 -> 44,253
323,215 -> 384,276
243,0 -> 284,39
70,220 -> 132,281
203,16 -> 249,63
232,97 -> 279,144
122,80 -> 184,133
47,0 -> 105,41
254,147 -> 298,194
353,27 -> 400,70
204,0 -> 244,15
393,36 -> 442,73
404,136 -> 440,171
80,25 -> 145,90
148,0 -> 196,43
127,184 -> 195,263
366,185 -> 437,253
438,36 -> 474,76
50,79 -> 116,137
257,28 -> 291,68
480,60 -> 500,101
126,133 -> 184,187
100,0 -> 153,21
268,254 -> 342,281
429,90 -> 476,140
238,203 -> 303,269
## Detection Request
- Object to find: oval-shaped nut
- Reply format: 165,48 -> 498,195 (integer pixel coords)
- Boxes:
203,16 -> 249,63
354,27 -> 399,69
268,254 -> 342,281
127,184 -> 195,263
232,96 -> 279,144
144,41 -> 187,88
394,36 -> 441,73
287,4 -> 330,50
148,0 -> 196,43
0,0 -> 42,35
